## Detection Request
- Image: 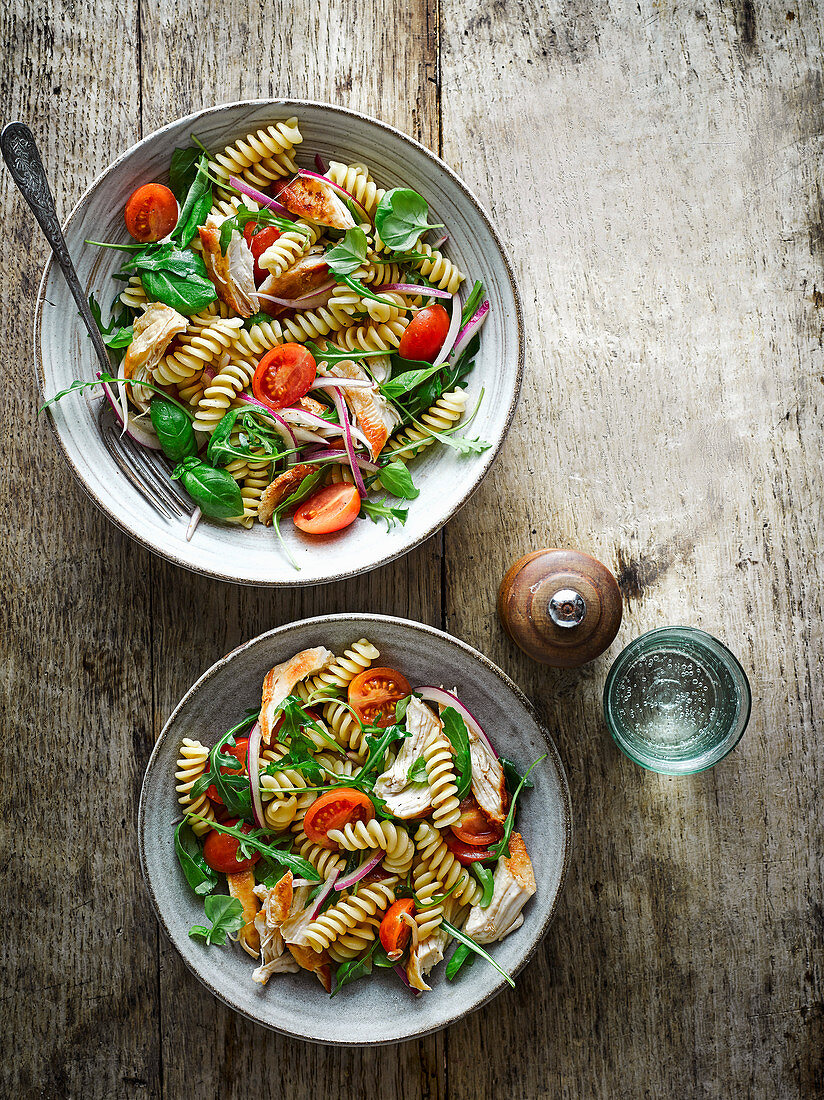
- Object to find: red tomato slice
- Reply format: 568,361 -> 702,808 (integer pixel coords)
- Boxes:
444,832 -> 496,865
303,788 -> 375,849
348,667 -> 413,728
450,795 -> 503,846
397,304 -> 451,363
124,183 -> 179,243
243,223 -> 281,285
252,344 -> 316,410
293,484 -> 361,535
379,899 -> 415,955
206,738 -> 248,805
202,818 -> 260,873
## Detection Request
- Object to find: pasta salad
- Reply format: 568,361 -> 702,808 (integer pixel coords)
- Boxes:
45,117 -> 491,566
174,640 -> 542,995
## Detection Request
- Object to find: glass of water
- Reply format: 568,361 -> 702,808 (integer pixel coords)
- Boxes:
603,627 -> 751,774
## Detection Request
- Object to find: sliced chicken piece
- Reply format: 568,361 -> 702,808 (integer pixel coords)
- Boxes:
260,645 -> 335,743
318,360 -> 400,459
251,872 -> 300,982
198,213 -> 258,318
374,697 -> 439,819
463,832 -> 536,944
300,395 -> 328,418
281,885 -> 322,947
406,925 -> 448,992
277,175 -> 356,230
257,253 -> 332,314
469,727 -> 507,824
286,942 -> 333,993
123,302 -> 188,411
258,463 -> 320,526
226,869 -> 261,956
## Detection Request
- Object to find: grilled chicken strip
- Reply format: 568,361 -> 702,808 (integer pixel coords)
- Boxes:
318,360 -> 400,459
374,697 -> 439,818
122,301 -> 188,411
277,175 -> 356,230
260,645 -> 335,743
257,463 -> 320,526
463,832 -> 536,944
252,873 -> 300,983
198,213 -> 258,318
469,726 -> 508,824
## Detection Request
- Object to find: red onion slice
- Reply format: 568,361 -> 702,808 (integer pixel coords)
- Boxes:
299,447 -> 380,473
314,153 -> 327,173
431,233 -> 449,250
297,169 -> 370,223
99,376 -> 163,450
309,868 -> 340,919
433,293 -> 462,366
382,282 -> 451,299
228,175 -> 292,218
416,686 -> 497,756
331,387 -> 367,497
308,377 -> 373,390
449,299 -> 490,364
334,851 -> 383,891
224,393 -> 298,452
256,280 -> 335,309
246,721 -> 266,830
393,964 -> 420,994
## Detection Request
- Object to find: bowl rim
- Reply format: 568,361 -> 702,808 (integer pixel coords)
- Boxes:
137,612 -> 572,1044
33,98 -> 524,587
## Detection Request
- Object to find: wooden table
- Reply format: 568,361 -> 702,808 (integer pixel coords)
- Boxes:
3,1 -> 822,1096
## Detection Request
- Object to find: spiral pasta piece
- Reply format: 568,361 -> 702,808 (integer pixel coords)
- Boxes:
423,732 -> 461,829
278,285 -> 363,342
187,301 -> 235,328
260,745 -> 314,809
362,259 -> 406,287
234,317 -> 286,358
209,119 -> 302,193
326,162 -> 386,221
300,880 -> 397,952
191,356 -> 255,434
337,318 -> 409,353
175,738 -> 215,836
327,463 -> 354,486
258,221 -> 320,277
412,861 -> 445,940
210,193 -> 259,220
292,829 -> 346,878
411,243 -> 465,294
383,389 -> 468,464
414,822 -> 482,906
236,460 -> 271,528
155,317 -> 243,386
328,918 -> 380,961
305,639 -> 380,696
326,820 -> 414,875
119,275 -> 150,311
314,752 -> 357,778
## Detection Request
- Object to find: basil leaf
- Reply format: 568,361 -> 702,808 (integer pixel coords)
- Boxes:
374,188 -> 444,251
174,820 -> 218,896
140,266 -> 217,314
395,694 -> 412,723
445,942 -> 475,980
360,498 -> 409,530
440,707 -> 472,798
171,457 -> 244,519
173,155 -> 213,246
488,755 -> 546,861
324,227 -> 368,276
150,397 -> 197,463
377,460 -> 419,500
128,245 -> 203,276
473,865 -> 495,908
331,942 -> 377,995
188,894 -> 245,946
440,917 -> 514,987
169,146 -> 203,202
101,324 -> 134,349
501,757 -> 535,797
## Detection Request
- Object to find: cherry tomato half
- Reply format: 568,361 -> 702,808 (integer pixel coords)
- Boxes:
303,788 -> 375,849
252,344 -> 316,410
348,667 -> 413,728
243,222 -> 281,284
124,183 -> 179,243
379,899 -> 416,956
202,818 -> 260,873
450,795 -> 503,846
206,738 -> 248,805
293,483 -> 361,535
444,832 -> 496,866
397,304 -> 451,363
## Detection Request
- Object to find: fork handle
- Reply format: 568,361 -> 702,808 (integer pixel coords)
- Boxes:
1,121 -> 113,375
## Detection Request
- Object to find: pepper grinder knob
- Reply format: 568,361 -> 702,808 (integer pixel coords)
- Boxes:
497,548 -> 623,668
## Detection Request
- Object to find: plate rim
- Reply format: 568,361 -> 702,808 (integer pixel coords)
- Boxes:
33,98 -> 524,587
137,612 -> 572,1045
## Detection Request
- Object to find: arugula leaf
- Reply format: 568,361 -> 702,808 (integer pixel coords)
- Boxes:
445,942 -> 475,980
169,146 -> 203,202
501,757 -> 535,797
440,706 -> 472,798
406,755 -> 428,784
304,340 -> 390,366
460,280 -> 484,327
39,373 -> 193,418
243,310 -> 271,329
174,820 -> 218,896
375,189 -> 444,251
359,498 -> 409,530
188,815 -> 322,881
207,406 -> 286,467
376,460 -> 419,500
488,755 -> 546,861
358,723 -> 410,782
380,360 -> 447,401
393,334 -> 480,420
188,894 -> 245,946
331,941 -> 378,995
423,428 -> 490,456
188,713 -> 259,811
324,226 -> 368,275
172,154 -> 213,246
473,865 -> 495,908
440,917 -> 514,987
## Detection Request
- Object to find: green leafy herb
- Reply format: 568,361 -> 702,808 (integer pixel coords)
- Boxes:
375,188 -> 444,251
473,865 -> 495,908
304,340 -> 390,366
440,918 -> 514,987
376,460 -> 419,500
406,755 -> 428,784
392,333 -> 480,422
174,820 -> 218,896
243,310 -> 271,329
172,154 -> 213,247
441,706 -> 472,798
324,226 -> 368,276
395,694 -> 413,723
423,428 -> 490,456
188,894 -> 245,946
488,755 -> 546,861
39,373 -> 192,418
218,204 -> 304,255
460,280 -> 484,327
150,397 -> 197,463
169,146 -> 203,202
331,941 -> 379,995
358,723 -> 410,783
338,272 -> 400,308
445,942 -> 474,980
187,815 -> 322,882
188,728 -> 252,817
171,456 -> 245,519
380,360 -> 448,401
359,498 -> 409,530
206,406 -> 287,467
501,757 -> 535,797
121,243 -> 216,314
101,324 -> 134,349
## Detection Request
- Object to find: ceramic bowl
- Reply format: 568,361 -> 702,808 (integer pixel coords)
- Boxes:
138,614 -> 571,1044
35,101 -> 523,585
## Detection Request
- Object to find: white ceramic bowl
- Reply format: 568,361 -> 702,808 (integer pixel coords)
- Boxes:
35,101 -> 523,585
138,614 -> 571,1044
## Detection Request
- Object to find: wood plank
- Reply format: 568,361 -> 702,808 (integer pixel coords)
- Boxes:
138,0 -> 444,1093
0,2 -> 161,1098
441,0 -> 824,1096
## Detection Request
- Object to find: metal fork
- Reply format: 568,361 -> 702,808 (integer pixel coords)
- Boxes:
1,121 -> 195,529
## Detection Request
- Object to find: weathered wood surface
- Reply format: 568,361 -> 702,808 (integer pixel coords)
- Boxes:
1,0 -> 822,1096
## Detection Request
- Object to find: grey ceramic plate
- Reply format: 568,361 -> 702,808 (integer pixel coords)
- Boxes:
139,615 -> 571,1045
35,100 -> 523,586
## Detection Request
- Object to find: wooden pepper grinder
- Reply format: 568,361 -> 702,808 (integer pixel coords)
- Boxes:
497,548 -> 623,668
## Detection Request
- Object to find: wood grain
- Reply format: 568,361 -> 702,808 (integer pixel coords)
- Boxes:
1,0 -> 822,1096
